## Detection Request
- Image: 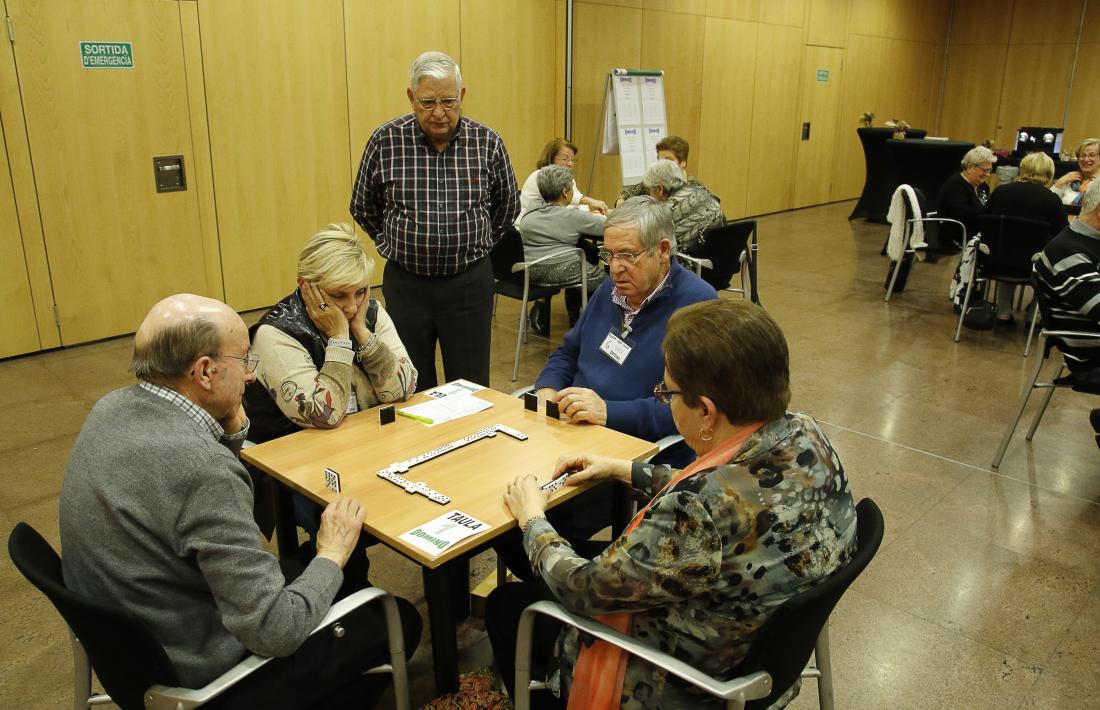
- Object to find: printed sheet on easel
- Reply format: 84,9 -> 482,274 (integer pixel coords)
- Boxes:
601,72 -> 668,185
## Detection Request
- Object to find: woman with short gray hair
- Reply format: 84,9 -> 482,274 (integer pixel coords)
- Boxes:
642,159 -> 725,256
518,165 -> 608,334
936,146 -> 995,239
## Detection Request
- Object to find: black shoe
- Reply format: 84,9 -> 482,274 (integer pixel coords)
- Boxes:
528,302 -> 549,337
994,316 -> 1017,330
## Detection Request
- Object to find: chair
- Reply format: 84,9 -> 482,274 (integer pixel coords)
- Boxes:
7,522 -> 410,710
491,227 -> 588,381
990,326 -> 1100,468
883,185 -> 965,303
676,219 -> 760,304
515,498 -> 885,710
954,214 -> 1049,348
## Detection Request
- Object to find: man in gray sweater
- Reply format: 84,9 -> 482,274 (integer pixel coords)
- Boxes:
59,293 -> 419,707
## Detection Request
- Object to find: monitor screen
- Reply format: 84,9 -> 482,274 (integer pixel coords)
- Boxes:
1014,127 -> 1063,158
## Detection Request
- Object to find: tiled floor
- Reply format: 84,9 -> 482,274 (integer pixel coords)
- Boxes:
1,200 -> 1097,709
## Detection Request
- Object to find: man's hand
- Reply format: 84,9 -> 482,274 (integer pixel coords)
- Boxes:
535,387 -> 558,407
552,452 -> 632,486
503,474 -> 549,525
300,280 -> 350,341
219,404 -> 248,436
555,387 -> 608,425
315,498 -> 366,568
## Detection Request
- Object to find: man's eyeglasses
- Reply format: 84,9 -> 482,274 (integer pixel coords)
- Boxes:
653,380 -> 683,405
415,97 -> 460,112
598,247 -> 652,267
216,353 -> 260,373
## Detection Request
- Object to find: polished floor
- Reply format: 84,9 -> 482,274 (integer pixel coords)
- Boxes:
2,200 -> 1098,709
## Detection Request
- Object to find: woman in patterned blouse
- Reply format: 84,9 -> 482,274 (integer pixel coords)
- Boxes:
487,299 -> 858,709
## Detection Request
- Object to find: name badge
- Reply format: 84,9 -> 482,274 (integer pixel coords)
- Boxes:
346,390 -> 359,414
599,330 -> 633,365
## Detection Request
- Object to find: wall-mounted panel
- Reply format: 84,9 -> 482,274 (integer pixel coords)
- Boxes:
745,23 -> 802,215
640,8 -> 706,175
9,0 -> 209,344
949,0 -> 1013,45
697,16 -> 756,219
848,0 -> 948,43
643,0 -> 707,14
572,1 -> 643,203
200,0 -> 350,312
1008,0 -> 1084,45
1065,42 -> 1100,148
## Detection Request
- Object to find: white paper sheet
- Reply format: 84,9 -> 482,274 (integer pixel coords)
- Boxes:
400,510 -> 491,557
398,393 -> 492,426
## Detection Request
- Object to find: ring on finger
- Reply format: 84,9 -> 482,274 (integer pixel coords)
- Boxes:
319,302 -> 329,310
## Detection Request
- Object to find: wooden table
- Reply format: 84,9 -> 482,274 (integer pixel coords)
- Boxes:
242,386 -> 657,693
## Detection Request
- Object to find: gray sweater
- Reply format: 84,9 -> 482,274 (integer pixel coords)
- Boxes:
59,386 -> 343,687
517,199 -> 605,263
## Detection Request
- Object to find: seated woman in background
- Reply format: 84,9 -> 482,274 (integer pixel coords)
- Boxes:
982,151 -> 1068,328
487,299 -> 857,709
937,146 -> 995,243
518,138 -> 608,221
643,158 -> 725,256
1051,138 -> 1100,206
518,165 -> 608,333
243,224 -> 417,570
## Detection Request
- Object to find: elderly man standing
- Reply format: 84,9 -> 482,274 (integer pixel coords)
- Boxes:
350,51 -> 519,390
1034,179 -> 1100,449
59,294 -> 420,708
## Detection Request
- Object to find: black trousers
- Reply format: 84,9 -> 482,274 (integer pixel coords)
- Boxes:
382,257 -> 494,391
203,558 -> 422,709
485,581 -> 565,709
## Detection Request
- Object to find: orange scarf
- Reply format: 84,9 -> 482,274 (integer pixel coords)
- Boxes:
566,422 -> 764,710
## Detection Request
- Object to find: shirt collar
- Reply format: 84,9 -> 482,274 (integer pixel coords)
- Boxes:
611,262 -> 672,316
138,381 -> 224,439
1070,217 -> 1100,239
412,114 -> 465,150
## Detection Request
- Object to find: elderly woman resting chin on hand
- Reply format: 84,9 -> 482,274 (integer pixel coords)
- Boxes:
486,299 -> 858,710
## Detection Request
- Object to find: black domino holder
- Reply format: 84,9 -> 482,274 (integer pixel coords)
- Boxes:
379,405 -> 396,425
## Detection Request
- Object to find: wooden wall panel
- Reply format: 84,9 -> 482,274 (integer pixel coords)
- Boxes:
758,0 -> 806,28
201,0 -> 350,312
1009,0 -> 1084,45
461,0 -> 557,183
1064,42 -> 1100,149
795,45 -> 843,208
938,43 -> 1007,143
848,0 -> 948,43
0,116 -> 40,357
806,0 -> 850,47
571,1 -> 643,203
640,9 -> 706,175
949,0 -> 1014,44
697,17 -> 757,219
643,0 -> 707,14
745,23 -> 802,215
995,42 -> 1075,147
704,0 -> 757,22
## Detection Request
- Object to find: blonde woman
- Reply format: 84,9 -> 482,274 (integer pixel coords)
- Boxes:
1052,138 -> 1100,205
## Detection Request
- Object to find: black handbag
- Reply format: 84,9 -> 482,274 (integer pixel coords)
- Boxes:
962,299 -> 997,330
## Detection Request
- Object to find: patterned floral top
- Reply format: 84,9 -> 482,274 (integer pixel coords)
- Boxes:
523,412 -> 857,709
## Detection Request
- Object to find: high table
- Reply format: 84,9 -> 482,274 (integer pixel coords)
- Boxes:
242,386 -> 657,694
849,127 -> 928,223
886,138 -> 975,209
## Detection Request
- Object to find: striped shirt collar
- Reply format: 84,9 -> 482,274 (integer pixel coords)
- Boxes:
138,381 -> 224,439
611,264 -> 672,326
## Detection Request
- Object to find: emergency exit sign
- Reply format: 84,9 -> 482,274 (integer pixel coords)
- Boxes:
80,41 -> 134,69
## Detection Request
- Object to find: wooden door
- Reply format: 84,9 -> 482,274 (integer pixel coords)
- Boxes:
0,119 -> 41,358
7,0 -> 210,344
794,45 -> 844,208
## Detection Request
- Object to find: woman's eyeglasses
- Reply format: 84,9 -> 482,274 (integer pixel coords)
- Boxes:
653,380 -> 683,405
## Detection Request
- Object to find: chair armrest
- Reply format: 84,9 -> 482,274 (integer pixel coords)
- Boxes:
512,384 -> 536,397
642,434 -> 684,463
145,588 -> 404,710
674,252 -> 713,273
513,248 -> 586,272
1042,329 -> 1100,340
515,601 -> 772,705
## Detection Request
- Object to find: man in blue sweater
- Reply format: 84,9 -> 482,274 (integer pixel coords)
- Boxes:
497,197 -> 716,579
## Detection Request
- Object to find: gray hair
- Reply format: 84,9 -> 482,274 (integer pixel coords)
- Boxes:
130,316 -> 223,383
409,51 -> 462,92
606,195 -> 675,251
961,146 -> 996,169
1081,177 -> 1100,214
642,159 -> 686,193
536,165 -> 574,202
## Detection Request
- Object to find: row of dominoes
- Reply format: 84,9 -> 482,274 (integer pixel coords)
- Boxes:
376,469 -> 451,505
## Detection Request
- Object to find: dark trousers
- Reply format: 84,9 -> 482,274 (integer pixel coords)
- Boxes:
204,557 -> 422,709
486,582 -> 565,709
382,257 -> 494,391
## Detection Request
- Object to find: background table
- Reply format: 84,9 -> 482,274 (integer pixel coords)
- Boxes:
848,127 -> 928,223
243,386 -> 658,693
886,138 -> 974,209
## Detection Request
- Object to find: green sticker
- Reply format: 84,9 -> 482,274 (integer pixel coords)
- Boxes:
80,42 -> 134,69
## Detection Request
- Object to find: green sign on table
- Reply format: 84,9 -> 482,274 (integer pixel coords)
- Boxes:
80,41 -> 134,69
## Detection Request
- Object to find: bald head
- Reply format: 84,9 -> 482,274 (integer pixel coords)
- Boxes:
131,294 -> 245,384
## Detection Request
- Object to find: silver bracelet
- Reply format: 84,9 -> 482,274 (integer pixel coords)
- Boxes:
354,333 -> 379,362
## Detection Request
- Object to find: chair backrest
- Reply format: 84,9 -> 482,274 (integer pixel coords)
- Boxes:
490,226 -> 527,282
697,219 -> 755,289
734,498 -> 885,709
977,214 -> 1051,279
8,522 -> 179,710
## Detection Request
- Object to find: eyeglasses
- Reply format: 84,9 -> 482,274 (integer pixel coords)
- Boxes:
215,353 -> 259,373
415,97 -> 460,112
554,154 -> 576,165
598,247 -> 652,267
653,380 -> 683,405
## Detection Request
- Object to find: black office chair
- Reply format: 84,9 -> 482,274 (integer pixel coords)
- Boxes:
7,522 -> 411,710
955,214 -> 1050,348
676,219 -> 761,304
491,226 -> 587,381
515,498 -> 885,710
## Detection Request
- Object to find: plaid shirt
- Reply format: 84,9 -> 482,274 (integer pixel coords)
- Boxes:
138,381 -> 249,443
350,114 -> 519,277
